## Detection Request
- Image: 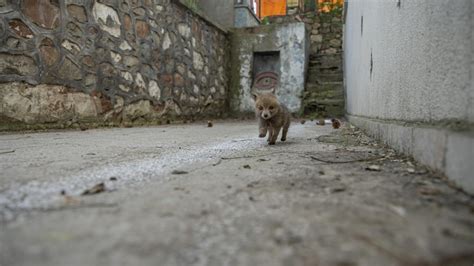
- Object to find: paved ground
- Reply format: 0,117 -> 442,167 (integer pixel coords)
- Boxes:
0,120 -> 473,266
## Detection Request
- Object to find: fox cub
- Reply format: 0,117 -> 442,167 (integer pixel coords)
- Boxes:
252,89 -> 291,145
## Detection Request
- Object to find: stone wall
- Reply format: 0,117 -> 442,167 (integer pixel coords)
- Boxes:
268,10 -> 344,117
0,0 -> 229,130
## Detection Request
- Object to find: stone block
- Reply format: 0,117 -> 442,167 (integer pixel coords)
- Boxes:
58,58 -> 82,81
123,100 -> 152,120
8,19 -> 33,39
385,124 -> 413,155
67,4 -> 87,23
135,20 -> 150,38
412,127 -> 447,172
0,83 -> 101,123
92,2 -> 121,37
445,133 -> 474,193
39,38 -> 60,66
0,53 -> 37,76
21,0 -> 60,29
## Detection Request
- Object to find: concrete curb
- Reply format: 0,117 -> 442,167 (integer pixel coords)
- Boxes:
347,115 -> 474,194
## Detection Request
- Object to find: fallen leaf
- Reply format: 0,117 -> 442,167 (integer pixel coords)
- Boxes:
407,168 -> 416,174
243,164 -> 251,169
388,205 -> 406,217
109,177 -> 118,181
64,195 -> 81,205
81,183 -> 106,196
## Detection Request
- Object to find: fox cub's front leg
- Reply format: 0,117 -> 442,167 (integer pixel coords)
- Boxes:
258,118 -> 267,138
269,126 -> 281,145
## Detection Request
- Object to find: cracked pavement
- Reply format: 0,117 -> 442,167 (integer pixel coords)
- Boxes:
1,121 -> 473,266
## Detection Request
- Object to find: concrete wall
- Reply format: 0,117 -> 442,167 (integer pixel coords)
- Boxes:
234,5 -> 260,28
344,0 -> 474,193
197,0 -> 259,29
229,22 -> 308,114
0,0 -> 229,130
197,0 -> 234,29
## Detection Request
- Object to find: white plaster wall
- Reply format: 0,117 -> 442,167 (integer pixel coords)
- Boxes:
344,0 -> 474,193
238,23 -> 307,113
344,0 -> 472,123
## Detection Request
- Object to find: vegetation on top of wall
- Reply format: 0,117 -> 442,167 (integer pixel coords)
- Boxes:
317,0 -> 343,14
261,17 -> 270,25
319,2 -> 343,15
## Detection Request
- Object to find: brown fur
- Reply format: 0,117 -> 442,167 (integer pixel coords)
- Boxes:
252,90 -> 291,145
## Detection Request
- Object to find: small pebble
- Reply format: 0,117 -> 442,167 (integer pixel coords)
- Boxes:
366,165 -> 381,171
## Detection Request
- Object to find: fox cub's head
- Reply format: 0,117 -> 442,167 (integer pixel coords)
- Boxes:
252,88 -> 281,120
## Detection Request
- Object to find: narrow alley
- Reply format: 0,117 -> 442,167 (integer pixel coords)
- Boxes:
1,121 -> 473,266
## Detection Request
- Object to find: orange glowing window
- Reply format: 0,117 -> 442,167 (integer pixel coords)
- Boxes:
259,0 -> 287,19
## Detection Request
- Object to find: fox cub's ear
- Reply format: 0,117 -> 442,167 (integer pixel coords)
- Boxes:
251,91 -> 259,101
